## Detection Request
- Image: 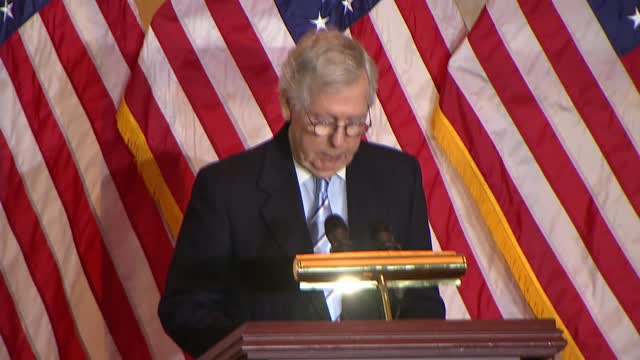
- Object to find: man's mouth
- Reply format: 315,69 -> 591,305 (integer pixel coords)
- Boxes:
319,153 -> 342,162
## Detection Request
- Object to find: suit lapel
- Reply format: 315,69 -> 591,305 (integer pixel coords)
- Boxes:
258,127 -> 311,256
347,144 -> 379,251
257,126 -> 330,319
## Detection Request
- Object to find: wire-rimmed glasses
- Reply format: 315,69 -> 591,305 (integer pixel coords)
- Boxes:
304,108 -> 372,137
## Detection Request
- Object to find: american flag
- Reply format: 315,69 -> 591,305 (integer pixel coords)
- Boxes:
0,0 -> 637,359
435,0 -> 640,358
0,0 -> 179,358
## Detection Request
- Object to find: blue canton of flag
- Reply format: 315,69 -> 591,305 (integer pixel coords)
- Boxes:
587,0 -> 640,56
0,0 -> 49,45
275,0 -> 380,42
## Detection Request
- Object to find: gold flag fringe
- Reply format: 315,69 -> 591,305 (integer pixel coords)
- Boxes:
116,100 -> 183,240
432,104 -> 582,360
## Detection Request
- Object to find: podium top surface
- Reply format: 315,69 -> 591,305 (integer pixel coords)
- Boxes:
201,319 -> 566,359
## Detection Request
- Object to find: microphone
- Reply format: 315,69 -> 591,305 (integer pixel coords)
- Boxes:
369,221 -> 402,250
369,220 -> 405,316
324,214 -> 352,252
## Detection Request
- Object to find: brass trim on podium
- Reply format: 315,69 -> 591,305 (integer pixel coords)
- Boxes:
293,250 -> 467,320
294,250 -> 467,288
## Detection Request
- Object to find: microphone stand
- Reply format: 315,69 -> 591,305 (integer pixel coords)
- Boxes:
376,273 -> 392,320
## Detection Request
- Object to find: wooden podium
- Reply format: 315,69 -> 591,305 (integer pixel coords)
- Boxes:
200,319 -> 566,359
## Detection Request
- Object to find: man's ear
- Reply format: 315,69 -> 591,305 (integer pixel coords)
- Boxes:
279,93 -> 291,122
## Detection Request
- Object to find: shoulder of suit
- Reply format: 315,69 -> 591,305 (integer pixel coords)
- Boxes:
196,136 -> 274,180
357,141 -> 418,166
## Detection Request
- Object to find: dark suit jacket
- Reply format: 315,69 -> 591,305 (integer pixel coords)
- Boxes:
158,125 -> 445,356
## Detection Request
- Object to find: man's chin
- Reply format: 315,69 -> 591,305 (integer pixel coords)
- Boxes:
309,163 -> 342,178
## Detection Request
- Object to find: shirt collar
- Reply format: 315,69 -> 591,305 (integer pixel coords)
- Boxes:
293,159 -> 346,184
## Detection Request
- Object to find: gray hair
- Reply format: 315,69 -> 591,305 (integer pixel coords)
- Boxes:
279,30 -> 378,112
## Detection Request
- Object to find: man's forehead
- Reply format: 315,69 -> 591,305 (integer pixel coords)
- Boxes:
309,76 -> 369,102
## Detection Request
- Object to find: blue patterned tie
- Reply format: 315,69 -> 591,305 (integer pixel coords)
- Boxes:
309,177 -> 341,320
310,177 -> 331,252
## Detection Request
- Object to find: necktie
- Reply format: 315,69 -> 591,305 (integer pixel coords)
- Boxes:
308,177 -> 341,320
310,177 -> 332,253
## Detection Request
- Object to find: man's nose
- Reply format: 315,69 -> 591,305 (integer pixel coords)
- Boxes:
329,124 -> 347,147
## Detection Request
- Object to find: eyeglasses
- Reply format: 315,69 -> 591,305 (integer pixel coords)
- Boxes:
304,108 -> 372,137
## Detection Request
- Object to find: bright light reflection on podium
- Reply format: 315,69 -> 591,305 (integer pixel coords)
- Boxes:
293,250 -> 467,320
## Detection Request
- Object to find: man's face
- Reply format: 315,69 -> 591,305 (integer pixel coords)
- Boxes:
287,72 -> 369,178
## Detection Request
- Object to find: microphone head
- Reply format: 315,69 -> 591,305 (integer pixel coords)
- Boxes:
324,214 -> 352,252
369,220 -> 402,250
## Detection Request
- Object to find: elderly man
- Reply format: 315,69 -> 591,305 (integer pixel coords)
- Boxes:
158,30 -> 445,357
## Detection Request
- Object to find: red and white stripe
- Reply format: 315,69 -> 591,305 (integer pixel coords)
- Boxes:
0,334 -> 9,360
0,0 -> 183,358
1,206 -> 60,359
1,55 -> 118,360
441,0 -> 639,358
